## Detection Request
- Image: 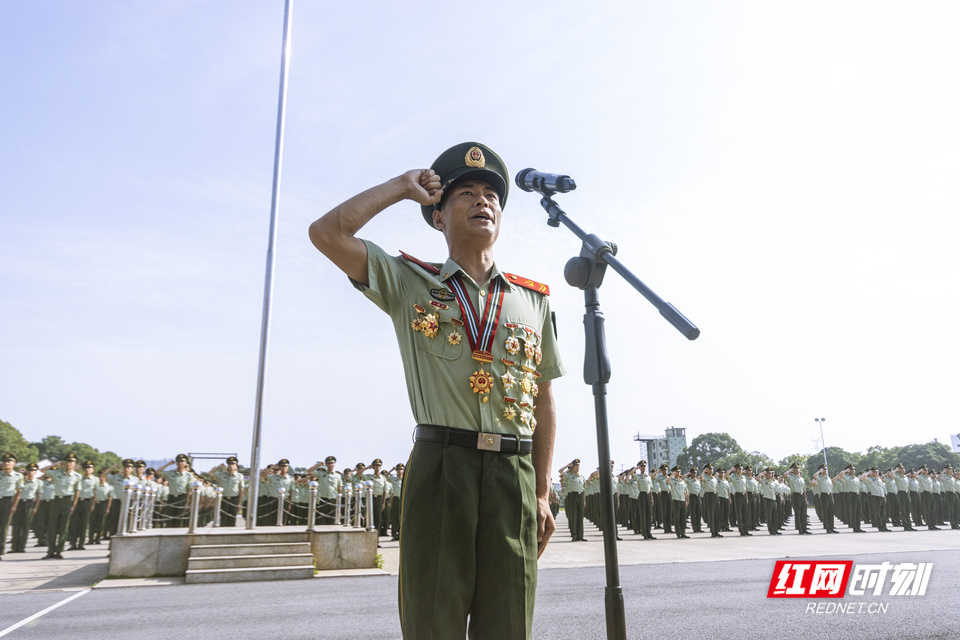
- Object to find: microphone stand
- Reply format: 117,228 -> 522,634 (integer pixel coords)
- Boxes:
537,192 -> 699,640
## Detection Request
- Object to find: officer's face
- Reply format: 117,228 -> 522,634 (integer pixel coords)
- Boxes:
228,463 -> 238,472
65,460 -> 76,472
434,180 -> 502,245
1,459 -> 13,472
571,464 -> 580,474
123,465 -> 134,475
326,462 -> 336,472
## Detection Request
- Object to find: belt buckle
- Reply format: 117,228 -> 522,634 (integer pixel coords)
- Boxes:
477,432 -> 502,452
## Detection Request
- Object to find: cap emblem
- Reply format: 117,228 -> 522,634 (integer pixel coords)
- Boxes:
465,146 -> 485,168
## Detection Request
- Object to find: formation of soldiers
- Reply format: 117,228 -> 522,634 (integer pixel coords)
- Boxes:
558,458 -> 960,541
1,452 -> 407,561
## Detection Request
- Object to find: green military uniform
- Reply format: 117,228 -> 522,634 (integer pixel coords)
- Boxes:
347,142 -> 565,639
814,466 -> 837,533
634,464 -> 655,539
262,460 -> 294,525
699,464 -> 720,537
162,455 -> 195,528
786,465 -> 810,534
105,460 -> 136,536
667,467 -> 689,538
387,465 -> 403,539
1,453 -> 24,559
69,463 -> 99,549
212,456 -> 245,527
10,464 -> 42,552
561,462 -> 586,541
90,480 -> 114,544
315,456 -> 343,526
45,454 -> 82,557
361,459 -> 388,536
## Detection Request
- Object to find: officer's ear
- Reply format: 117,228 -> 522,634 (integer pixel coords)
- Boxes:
431,205 -> 445,231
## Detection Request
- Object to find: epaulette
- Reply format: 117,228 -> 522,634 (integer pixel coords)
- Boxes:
399,251 -> 440,275
504,273 -> 550,296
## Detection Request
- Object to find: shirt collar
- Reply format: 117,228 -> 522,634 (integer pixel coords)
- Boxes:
437,257 -> 513,291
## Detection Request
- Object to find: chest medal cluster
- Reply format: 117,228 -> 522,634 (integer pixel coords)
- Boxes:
409,276 -> 543,430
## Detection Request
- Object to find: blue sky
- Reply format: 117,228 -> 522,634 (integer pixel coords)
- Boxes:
2,1 -> 958,473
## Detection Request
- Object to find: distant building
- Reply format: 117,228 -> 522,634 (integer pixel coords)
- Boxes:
633,427 -> 687,470
951,433 -> 960,453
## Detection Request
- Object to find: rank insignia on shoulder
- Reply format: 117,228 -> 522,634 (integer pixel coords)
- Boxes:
400,251 -> 441,275
504,273 -> 550,295
430,288 -> 456,302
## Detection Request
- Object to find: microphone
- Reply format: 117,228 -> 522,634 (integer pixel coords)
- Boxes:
515,168 -> 577,194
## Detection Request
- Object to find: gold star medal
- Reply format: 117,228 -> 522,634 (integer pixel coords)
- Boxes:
470,368 -> 493,397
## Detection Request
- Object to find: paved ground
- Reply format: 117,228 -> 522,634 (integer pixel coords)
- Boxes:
2,511 -> 959,638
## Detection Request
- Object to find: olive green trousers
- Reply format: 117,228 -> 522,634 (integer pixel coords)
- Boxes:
399,441 -> 537,640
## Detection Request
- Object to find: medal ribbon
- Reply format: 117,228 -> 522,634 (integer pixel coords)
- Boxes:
448,274 -> 505,358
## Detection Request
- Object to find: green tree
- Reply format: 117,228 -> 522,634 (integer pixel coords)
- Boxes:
676,433 -> 743,471
806,447 -> 859,478
33,435 -> 69,462
894,441 -> 960,471
0,419 -> 40,463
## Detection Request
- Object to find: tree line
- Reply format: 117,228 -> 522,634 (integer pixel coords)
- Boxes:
674,432 -> 960,478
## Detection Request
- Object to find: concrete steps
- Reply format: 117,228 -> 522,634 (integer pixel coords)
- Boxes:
184,531 -> 314,584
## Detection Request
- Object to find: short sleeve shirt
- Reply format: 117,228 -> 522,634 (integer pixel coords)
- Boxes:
561,472 -> 585,494
46,468 -> 82,497
355,240 -> 565,437
0,470 -> 22,498
212,470 -> 245,498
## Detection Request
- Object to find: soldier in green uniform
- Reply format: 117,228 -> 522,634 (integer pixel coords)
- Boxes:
310,456 -> 342,526
634,461 -> 655,539
684,468 -> 703,533
44,453 -> 82,559
68,461 -> 99,550
89,473 -> 114,544
699,463 -> 720,538
211,456 -> 245,527
359,459 -> 388,537
309,141 -> 563,640
1,453 -> 24,560
558,459 -> 586,541
386,463 -> 403,539
103,459 -> 136,536
10,462 -> 42,553
666,465 -> 689,538
785,463 -> 811,534
813,464 -> 838,533
157,454 -> 195,528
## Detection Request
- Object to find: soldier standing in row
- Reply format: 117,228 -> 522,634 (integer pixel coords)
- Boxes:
158,454 -> 195,528
386,464 -> 403,540
211,456 -> 245,527
558,459 -> 585,542
699,463 -> 720,538
634,462 -> 655,539
312,456 -> 342,526
44,453 -> 82,559
785,463 -> 811,534
68,461 -> 99,550
89,473 -> 113,544
0,453 -> 23,560
10,463 -> 42,553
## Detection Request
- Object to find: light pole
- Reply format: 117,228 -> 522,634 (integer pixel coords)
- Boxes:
815,418 -> 828,474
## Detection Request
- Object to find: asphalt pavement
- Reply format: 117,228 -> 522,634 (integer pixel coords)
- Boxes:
2,511 -> 959,639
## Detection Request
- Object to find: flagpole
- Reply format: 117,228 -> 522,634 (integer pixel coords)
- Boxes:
246,0 -> 294,529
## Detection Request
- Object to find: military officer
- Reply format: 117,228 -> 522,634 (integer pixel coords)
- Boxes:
43,453 -> 82,558
558,459 -> 586,541
211,456 -> 245,527
812,464 -> 838,533
9,462 -> 42,553
834,464 -> 864,532
103,459 -> 136,535
68,460 -> 99,550
1,453 -> 24,559
728,463 -> 750,536
310,456 -> 342,526
785,463 -> 810,534
309,141 -> 564,639
261,459 -> 294,525
715,467 -> 732,532
758,468 -> 781,535
634,462 -> 655,539
386,464 -> 403,539
666,465 -> 689,538
916,465 -> 938,530
89,473 -> 114,544
33,474 -> 56,547
656,464 -> 672,534
699,463 -> 721,537
684,468 -> 703,533
943,465 -> 960,529
157,454 -> 195,527
359,459 -> 389,537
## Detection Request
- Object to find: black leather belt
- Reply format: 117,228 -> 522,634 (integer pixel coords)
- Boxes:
415,424 -> 533,454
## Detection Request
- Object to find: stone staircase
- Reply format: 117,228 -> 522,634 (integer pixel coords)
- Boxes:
184,530 -> 314,584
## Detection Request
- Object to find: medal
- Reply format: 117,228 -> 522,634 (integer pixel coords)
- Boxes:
422,313 -> 439,338
469,368 -> 493,395
448,275 -> 506,396
505,336 -> 520,355
501,371 -> 516,390
503,405 -> 517,421
448,332 -> 462,345
524,341 -> 536,360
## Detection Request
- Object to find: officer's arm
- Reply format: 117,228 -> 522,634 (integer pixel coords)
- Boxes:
308,169 -> 442,285
532,380 -> 557,559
